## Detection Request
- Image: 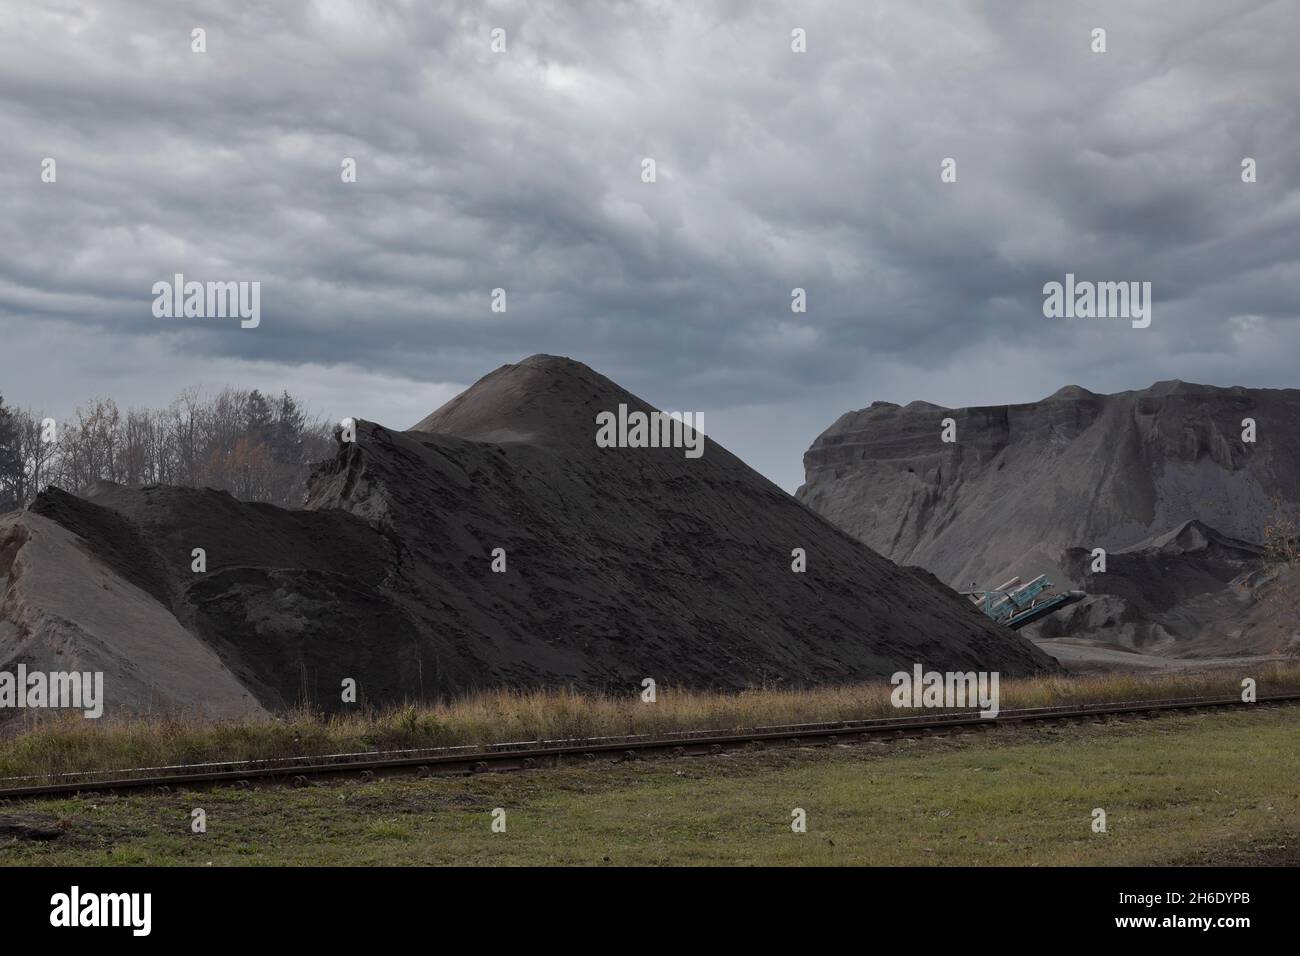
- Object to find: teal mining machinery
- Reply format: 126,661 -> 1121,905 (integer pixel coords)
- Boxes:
961,575 -> 1085,630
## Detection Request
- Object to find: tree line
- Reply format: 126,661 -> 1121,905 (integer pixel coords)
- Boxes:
0,387 -> 335,512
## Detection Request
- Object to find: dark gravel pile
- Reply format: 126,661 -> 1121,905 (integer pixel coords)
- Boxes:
2,355 -> 1052,718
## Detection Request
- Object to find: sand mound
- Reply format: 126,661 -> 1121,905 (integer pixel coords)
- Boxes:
797,380 -> 1300,590
798,381 -> 1300,659
0,510 -> 267,721
1032,519 -> 1300,657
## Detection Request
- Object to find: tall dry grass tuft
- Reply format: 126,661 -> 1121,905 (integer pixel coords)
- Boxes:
3,663 -> 1299,784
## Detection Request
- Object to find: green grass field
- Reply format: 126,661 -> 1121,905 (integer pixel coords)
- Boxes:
3,705 -> 1297,866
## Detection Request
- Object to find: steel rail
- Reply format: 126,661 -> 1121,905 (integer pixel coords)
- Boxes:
1,693 -> 1295,802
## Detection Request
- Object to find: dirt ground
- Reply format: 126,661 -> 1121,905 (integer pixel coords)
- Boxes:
1035,637 -> 1283,674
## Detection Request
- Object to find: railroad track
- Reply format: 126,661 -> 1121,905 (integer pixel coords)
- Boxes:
2,693 -> 1296,802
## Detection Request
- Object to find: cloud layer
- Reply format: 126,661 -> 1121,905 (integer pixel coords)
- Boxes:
2,0 -> 1298,489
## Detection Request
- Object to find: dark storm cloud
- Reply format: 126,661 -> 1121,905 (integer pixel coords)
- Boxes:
1,0 -> 1298,489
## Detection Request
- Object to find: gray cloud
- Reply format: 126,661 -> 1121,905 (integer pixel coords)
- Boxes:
2,0 -> 1298,491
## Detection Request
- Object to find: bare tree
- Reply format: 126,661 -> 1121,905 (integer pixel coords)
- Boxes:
0,395 -> 19,512
0,385 -> 334,510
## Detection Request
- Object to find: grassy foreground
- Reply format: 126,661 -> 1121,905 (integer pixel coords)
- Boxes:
2,705 -> 1298,866
3,662 -> 1298,783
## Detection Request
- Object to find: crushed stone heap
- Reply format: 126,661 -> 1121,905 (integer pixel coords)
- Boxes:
1,355 -> 1052,720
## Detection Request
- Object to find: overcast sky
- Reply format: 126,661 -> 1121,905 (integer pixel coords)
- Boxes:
2,0 -> 1298,491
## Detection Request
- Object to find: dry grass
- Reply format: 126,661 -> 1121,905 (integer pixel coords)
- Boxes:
3,661 -> 1299,784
